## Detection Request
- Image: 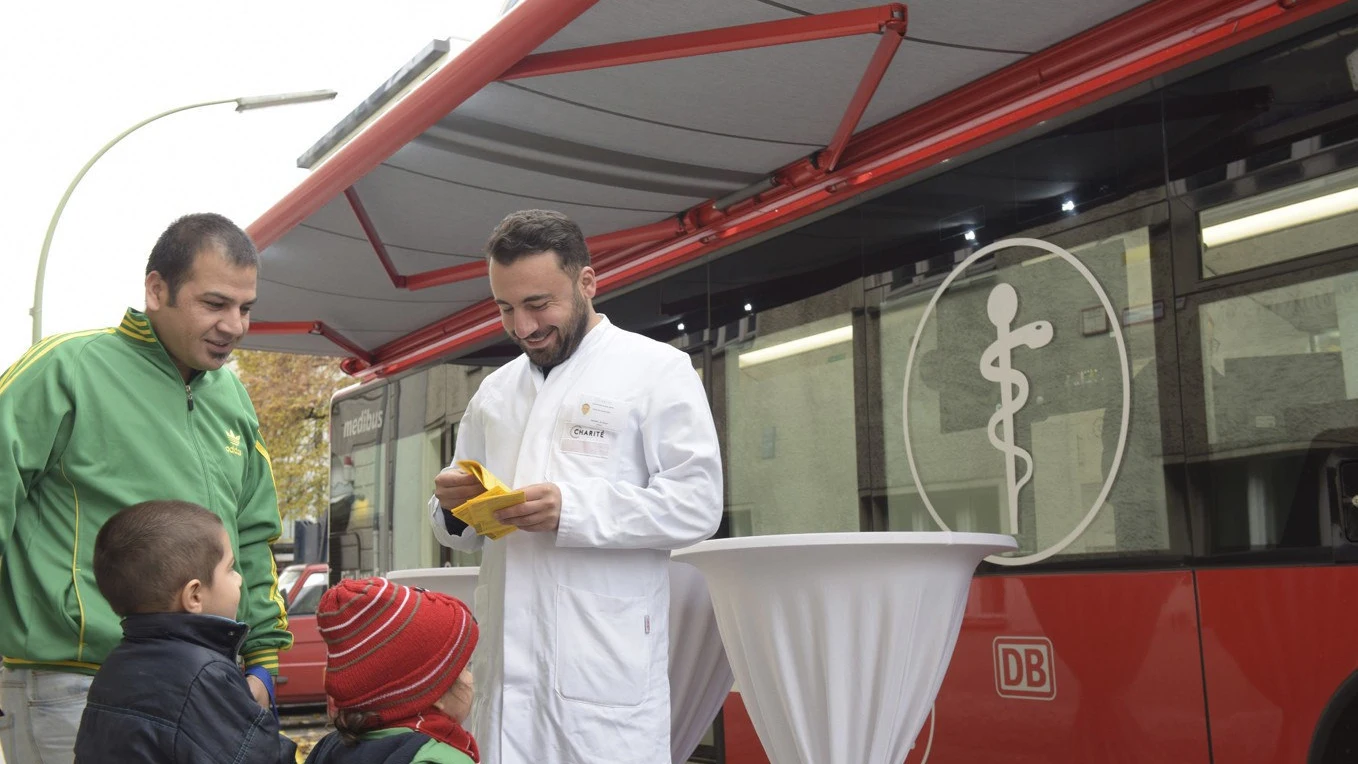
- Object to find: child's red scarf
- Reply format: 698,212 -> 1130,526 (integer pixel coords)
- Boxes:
389,711 -> 479,762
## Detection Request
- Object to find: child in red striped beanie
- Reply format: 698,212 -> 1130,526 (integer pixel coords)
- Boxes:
304,577 -> 479,764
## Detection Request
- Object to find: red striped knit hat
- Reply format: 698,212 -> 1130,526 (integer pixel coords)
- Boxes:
317,577 -> 478,723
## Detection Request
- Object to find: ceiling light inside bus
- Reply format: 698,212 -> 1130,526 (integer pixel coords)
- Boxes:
964,230 -> 977,242
677,323 -> 686,331
1201,186 -> 1358,247
738,326 -> 852,368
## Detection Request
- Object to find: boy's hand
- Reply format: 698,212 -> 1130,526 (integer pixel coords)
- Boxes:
435,468 -> 483,510
246,674 -> 270,711
495,483 -> 561,532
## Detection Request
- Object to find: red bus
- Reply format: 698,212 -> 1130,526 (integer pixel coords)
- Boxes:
245,1 -> 1358,761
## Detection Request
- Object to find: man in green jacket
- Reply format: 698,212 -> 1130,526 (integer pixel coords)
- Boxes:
0,213 -> 291,764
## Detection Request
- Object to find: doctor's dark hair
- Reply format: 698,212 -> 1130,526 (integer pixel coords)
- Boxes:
485,209 -> 591,276
93,500 -> 227,616
146,213 -> 258,303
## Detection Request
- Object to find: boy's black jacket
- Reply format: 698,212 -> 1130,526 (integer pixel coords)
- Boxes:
74,612 -> 296,764
304,731 -> 433,764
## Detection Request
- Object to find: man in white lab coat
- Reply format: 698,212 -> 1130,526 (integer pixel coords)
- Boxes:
428,209 -> 723,764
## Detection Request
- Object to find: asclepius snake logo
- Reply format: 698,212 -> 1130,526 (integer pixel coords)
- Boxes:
902,238 -> 1130,566
978,283 -> 1053,536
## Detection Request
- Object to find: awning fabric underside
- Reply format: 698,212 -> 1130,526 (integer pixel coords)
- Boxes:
243,0 -> 1339,376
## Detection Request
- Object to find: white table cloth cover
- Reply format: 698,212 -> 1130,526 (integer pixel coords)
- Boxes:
672,531 -> 1017,764
668,560 -> 735,764
384,566 -> 480,605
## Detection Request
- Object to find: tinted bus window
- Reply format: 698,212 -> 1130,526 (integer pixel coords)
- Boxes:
330,386 -> 387,580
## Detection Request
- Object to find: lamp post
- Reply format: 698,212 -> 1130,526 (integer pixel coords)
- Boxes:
30,89 -> 338,344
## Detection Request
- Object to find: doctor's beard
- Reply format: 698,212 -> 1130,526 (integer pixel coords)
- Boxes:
517,288 -> 591,370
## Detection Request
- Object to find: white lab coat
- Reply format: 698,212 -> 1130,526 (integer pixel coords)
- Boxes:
429,316 -> 723,764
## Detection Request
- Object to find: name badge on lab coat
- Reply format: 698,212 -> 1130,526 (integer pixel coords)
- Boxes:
572,396 -> 625,431
560,396 -> 625,459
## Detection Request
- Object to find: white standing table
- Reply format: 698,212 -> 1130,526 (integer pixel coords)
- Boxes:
384,566 -> 479,605
672,531 -> 1016,764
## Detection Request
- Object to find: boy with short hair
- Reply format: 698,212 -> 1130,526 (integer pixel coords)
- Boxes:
73,500 -> 297,764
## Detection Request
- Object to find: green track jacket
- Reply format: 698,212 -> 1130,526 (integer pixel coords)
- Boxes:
0,308 -> 291,675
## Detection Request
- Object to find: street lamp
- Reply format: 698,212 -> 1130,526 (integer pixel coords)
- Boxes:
30,89 -> 338,344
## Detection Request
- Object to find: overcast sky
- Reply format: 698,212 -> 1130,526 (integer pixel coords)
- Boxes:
0,0 -> 504,369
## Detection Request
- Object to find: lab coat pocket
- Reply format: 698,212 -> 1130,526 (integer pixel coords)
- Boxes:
555,584 -> 651,707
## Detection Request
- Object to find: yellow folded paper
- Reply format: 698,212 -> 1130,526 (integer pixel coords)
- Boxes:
448,460 -> 523,540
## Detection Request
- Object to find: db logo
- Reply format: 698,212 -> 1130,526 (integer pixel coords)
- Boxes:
993,637 -> 1056,700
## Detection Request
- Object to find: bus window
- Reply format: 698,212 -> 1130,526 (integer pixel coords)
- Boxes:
1200,165 -> 1358,279
1193,268 -> 1358,553
391,371 -> 453,571
330,388 -> 387,581
708,218 -> 864,538
724,309 -> 860,537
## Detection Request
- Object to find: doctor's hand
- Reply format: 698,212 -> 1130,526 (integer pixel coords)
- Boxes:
495,483 -> 561,532
435,467 -> 484,510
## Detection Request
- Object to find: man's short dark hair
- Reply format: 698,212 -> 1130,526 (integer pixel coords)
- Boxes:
145,213 -> 258,302
485,210 -> 591,275
94,500 -> 226,616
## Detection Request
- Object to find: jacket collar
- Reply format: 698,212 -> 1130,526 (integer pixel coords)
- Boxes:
531,313 -> 613,379
115,307 -> 207,386
115,308 -> 160,347
579,313 -> 612,354
121,613 -> 249,660
559,312 -> 612,372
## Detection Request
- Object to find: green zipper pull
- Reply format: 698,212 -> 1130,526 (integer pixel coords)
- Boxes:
186,384 -> 195,411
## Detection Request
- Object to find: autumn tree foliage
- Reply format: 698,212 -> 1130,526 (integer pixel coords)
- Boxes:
233,350 -> 350,522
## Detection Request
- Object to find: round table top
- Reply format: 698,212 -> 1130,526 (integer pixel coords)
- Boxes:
672,530 -> 1017,557
386,566 -> 479,578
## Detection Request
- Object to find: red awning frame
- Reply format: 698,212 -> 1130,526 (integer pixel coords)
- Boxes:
248,320 -> 376,363
248,0 -> 1346,378
315,4 -> 910,296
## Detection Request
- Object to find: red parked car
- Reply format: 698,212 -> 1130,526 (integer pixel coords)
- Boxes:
275,563 -> 329,707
